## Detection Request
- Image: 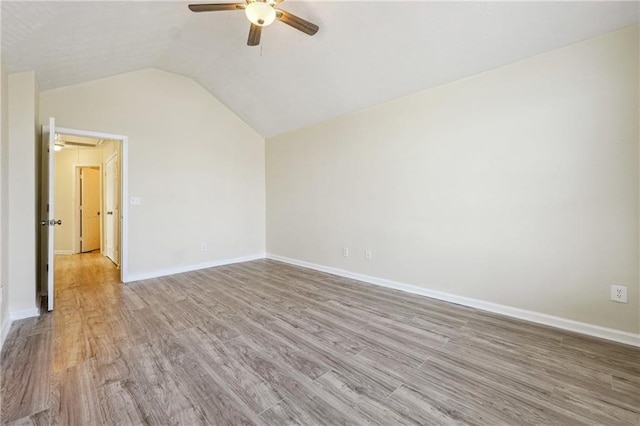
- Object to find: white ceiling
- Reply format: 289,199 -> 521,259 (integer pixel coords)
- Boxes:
2,1 -> 638,137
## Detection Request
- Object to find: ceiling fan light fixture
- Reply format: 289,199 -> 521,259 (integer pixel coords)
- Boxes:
245,1 -> 276,26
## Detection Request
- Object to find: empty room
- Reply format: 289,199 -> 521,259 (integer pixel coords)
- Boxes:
0,1 -> 638,424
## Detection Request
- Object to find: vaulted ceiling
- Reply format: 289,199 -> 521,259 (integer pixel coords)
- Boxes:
2,1 -> 638,136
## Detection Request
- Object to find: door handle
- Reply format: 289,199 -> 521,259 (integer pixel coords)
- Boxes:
107,211 -> 114,215
40,219 -> 62,226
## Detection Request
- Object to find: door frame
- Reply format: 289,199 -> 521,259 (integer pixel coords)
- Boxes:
44,125 -> 130,283
75,165 -> 103,254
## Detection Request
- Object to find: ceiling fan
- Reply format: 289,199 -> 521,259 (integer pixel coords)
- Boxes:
188,0 -> 319,46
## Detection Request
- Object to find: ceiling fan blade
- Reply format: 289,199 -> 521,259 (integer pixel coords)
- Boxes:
247,23 -> 262,46
276,9 -> 318,35
188,3 -> 245,12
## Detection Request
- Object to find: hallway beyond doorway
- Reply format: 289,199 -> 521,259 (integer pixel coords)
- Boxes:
55,252 -> 120,297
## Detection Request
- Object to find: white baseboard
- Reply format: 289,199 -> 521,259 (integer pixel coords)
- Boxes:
266,253 -> 640,348
54,250 -> 74,255
126,253 -> 266,282
0,315 -> 12,351
10,308 -> 40,321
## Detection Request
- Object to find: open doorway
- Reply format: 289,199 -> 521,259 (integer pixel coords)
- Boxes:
40,120 -> 129,311
52,136 -> 122,262
54,135 -> 123,260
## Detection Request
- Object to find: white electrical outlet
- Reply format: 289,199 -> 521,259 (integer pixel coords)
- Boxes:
200,243 -> 207,252
611,285 -> 627,303
365,249 -> 372,261
342,247 -> 349,257
130,196 -> 141,205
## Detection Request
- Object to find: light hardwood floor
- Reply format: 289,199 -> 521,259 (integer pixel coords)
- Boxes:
1,253 -> 639,425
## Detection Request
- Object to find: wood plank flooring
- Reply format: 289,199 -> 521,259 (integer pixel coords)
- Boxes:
1,252 -> 639,425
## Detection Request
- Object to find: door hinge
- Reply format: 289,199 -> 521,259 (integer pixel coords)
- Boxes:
47,204 -> 49,213
46,264 -> 49,272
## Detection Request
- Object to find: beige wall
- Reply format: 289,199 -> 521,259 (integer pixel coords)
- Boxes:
7,71 -> 40,317
0,62 -> 10,343
54,147 -> 104,253
266,26 -> 639,333
40,68 -> 265,278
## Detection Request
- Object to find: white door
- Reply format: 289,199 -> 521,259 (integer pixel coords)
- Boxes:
104,153 -> 119,265
80,167 -> 101,252
39,117 -> 56,311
